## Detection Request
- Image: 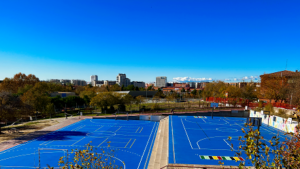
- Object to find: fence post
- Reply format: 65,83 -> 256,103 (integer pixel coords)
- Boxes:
38,149 -> 41,169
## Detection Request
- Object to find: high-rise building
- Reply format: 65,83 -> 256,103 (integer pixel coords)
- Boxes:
90,75 -> 98,82
195,82 -> 201,88
156,76 -> 167,87
116,73 -> 131,87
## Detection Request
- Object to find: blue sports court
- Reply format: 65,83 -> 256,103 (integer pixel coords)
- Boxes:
169,115 -> 291,167
0,119 -> 159,169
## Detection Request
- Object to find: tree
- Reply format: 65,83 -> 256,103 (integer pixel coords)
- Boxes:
122,94 -> 134,112
56,143 -> 124,169
228,122 -> 300,168
240,83 -> 258,105
79,90 -> 96,104
181,88 -> 185,93
21,83 -> 51,114
45,103 -> 55,118
135,95 -> 144,110
191,89 -> 197,97
226,85 -> 241,99
152,96 -> 160,104
147,86 -> 153,91
166,95 -> 175,108
139,87 -> 146,91
202,83 -> 214,100
155,88 -> 165,98
0,91 -> 25,134
50,95 -> 64,109
0,73 -> 39,93
16,84 -> 33,96
125,85 -> 135,91
90,92 -> 117,112
63,96 -> 85,108
110,84 -> 121,91
202,81 -> 228,101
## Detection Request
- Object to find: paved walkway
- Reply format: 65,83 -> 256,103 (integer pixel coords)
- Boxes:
0,116 -> 91,152
148,116 -> 169,169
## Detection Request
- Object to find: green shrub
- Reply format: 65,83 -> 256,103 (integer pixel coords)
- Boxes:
264,103 -> 275,115
151,103 -> 159,110
277,108 -> 288,118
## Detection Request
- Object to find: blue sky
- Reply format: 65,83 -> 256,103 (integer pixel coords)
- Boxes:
1,0 -> 299,83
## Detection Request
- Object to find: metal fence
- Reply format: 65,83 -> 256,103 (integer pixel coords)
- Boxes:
160,164 -> 240,169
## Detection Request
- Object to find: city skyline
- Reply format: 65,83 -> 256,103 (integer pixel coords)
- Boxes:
1,1 -> 299,82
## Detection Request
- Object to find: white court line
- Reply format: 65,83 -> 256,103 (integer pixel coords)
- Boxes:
124,139 -> 132,148
94,126 -> 103,132
130,139 -> 136,148
98,138 -> 109,147
184,119 -> 227,125
72,125 -> 86,131
115,127 -> 122,132
201,118 -> 206,123
0,119 -> 84,155
144,122 -> 159,169
137,122 -> 157,169
72,137 -> 86,146
139,127 -> 143,133
0,166 -> 37,168
171,116 -> 176,163
223,139 -> 236,151
136,127 -> 140,133
181,118 -> 194,149
115,133 -> 149,137
261,127 -> 286,139
196,136 -> 239,150
222,118 -> 230,124
0,151 -> 62,162
224,117 -> 244,128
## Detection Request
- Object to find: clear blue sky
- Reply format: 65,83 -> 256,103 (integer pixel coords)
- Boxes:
1,0 -> 299,82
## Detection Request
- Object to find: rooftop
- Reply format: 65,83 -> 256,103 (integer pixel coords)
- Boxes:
260,70 -> 300,77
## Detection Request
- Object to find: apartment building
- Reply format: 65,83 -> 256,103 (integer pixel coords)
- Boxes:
90,75 -> 98,83
92,80 -> 104,87
104,80 -> 117,86
131,81 -> 145,88
60,79 -> 71,84
187,82 -> 195,88
71,80 -> 87,86
49,79 -> 60,83
116,73 -> 131,87
156,76 -> 167,87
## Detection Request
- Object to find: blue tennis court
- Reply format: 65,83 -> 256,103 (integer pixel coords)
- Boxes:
0,119 -> 159,169
169,115 -> 291,167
